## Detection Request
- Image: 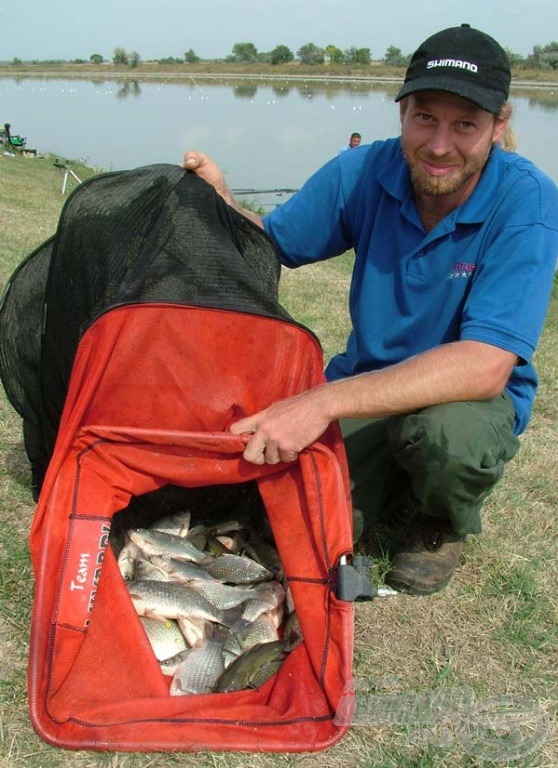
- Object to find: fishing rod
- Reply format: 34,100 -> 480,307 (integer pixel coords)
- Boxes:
231,187 -> 298,196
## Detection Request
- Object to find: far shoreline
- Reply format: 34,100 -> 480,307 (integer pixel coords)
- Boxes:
1,63 -> 557,91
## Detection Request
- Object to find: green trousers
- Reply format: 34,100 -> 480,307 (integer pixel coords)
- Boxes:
340,395 -> 520,537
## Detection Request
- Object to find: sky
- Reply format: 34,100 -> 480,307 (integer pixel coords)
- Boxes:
1,0 -> 556,62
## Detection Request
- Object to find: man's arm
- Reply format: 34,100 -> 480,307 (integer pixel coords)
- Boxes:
230,340 -> 518,465
182,151 -> 264,229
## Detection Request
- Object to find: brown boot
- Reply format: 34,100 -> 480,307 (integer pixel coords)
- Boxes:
385,514 -> 465,596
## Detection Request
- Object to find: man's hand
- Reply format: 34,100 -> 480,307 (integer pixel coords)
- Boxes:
181,150 -> 264,228
230,387 -> 332,465
182,151 -> 232,203
227,340 -> 518,466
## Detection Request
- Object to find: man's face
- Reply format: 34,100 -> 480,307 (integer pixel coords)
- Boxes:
349,135 -> 361,148
400,91 -> 507,202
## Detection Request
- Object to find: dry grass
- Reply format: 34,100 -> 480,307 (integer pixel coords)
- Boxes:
0,153 -> 556,768
1,62 -> 557,87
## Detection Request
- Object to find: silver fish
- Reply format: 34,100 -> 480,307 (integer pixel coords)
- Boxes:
224,613 -> 279,658
170,632 -> 227,696
151,510 -> 191,537
240,581 -> 285,625
147,555 -> 220,584
187,580 -> 262,610
126,579 -> 241,629
135,557 -> 171,582
202,553 -> 273,584
160,648 -> 192,676
116,537 -> 141,581
139,616 -> 188,661
177,615 -> 212,648
128,528 -> 212,565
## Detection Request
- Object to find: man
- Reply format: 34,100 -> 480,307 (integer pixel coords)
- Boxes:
339,132 -> 362,153
183,24 -> 558,596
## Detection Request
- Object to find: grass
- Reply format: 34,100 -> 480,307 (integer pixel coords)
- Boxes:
0,152 -> 557,768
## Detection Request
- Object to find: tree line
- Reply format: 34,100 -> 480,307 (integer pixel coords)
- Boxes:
8,41 -> 558,70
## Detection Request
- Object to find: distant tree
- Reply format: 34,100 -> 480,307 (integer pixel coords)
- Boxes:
231,42 -> 258,62
504,48 -> 525,68
383,45 -> 410,67
270,44 -> 294,65
526,41 -> 558,69
90,53 -> 104,65
129,50 -> 141,68
184,48 -> 200,63
344,47 -> 371,65
325,45 -> 344,64
297,43 -> 325,65
113,47 -> 129,65
11,57 -> 23,66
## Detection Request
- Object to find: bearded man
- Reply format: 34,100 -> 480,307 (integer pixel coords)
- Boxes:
183,24 -> 558,595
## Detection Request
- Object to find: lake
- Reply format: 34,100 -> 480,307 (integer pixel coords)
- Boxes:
2,75 -> 558,208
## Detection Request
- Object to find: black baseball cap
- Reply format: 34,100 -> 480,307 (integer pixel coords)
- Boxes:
395,24 -> 511,114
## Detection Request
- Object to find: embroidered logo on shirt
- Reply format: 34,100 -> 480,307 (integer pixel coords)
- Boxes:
448,262 -> 476,280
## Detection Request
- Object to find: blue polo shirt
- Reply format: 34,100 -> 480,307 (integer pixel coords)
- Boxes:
263,139 -> 558,434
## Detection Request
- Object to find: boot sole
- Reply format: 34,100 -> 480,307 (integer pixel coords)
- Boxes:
384,574 -> 453,596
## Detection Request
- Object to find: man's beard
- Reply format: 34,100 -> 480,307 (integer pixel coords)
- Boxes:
405,146 -> 492,198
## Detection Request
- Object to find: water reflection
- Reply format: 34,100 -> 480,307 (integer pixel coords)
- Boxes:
2,75 -> 557,196
233,83 -> 258,99
116,81 -> 142,99
523,89 -> 558,110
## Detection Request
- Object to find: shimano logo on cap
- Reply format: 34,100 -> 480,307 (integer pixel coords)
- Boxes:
427,59 -> 478,73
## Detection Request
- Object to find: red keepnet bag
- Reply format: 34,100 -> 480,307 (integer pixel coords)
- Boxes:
27,304 -> 355,752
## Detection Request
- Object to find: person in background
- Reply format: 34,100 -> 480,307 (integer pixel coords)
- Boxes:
339,131 -> 362,153
182,24 -> 558,596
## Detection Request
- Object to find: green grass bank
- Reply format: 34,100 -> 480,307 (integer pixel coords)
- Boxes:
0,152 -> 556,768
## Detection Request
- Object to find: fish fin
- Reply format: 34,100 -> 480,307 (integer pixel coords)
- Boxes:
220,606 -> 251,636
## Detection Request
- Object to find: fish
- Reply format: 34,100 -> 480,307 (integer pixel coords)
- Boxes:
147,555 -> 220,584
187,580 -> 264,610
160,648 -> 192,676
116,536 -> 142,581
151,510 -> 191,537
245,656 -> 284,690
169,631 -> 227,696
202,553 -> 274,584
240,581 -> 285,625
242,536 -> 284,580
139,616 -> 188,661
177,615 -> 212,648
224,613 -> 279,658
184,524 -> 208,551
205,520 -> 246,537
128,528 -> 212,565
216,530 -> 249,554
126,579 -> 242,630
206,536 -> 231,558
214,640 -> 288,693
135,557 -> 172,582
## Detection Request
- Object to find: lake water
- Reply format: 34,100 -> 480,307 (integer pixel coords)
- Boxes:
2,75 -> 558,208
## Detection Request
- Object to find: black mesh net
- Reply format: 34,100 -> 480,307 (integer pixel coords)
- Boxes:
0,164 -> 295,497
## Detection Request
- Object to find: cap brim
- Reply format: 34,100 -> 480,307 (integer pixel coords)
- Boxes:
395,77 -> 503,114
